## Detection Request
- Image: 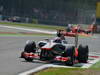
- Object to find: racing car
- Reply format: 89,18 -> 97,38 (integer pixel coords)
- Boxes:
64,24 -> 97,36
21,35 -> 89,66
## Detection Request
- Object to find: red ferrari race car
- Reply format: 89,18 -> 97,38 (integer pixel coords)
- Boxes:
63,24 -> 97,37
21,34 -> 89,66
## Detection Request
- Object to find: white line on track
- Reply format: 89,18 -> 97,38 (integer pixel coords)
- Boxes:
0,25 -> 56,34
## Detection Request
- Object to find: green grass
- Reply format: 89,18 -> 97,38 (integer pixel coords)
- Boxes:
0,32 -> 54,37
0,22 -> 65,30
32,60 -> 100,75
0,22 -> 89,30
33,68 -> 100,75
0,22 -> 92,37
90,60 -> 100,68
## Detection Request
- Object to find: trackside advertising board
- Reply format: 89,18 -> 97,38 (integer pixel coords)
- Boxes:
96,2 -> 100,18
96,2 -> 100,24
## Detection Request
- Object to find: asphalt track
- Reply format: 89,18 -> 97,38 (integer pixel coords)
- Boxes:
0,26 -> 100,75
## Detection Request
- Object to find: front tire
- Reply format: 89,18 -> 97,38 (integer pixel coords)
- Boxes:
24,41 -> 36,53
25,58 -> 33,62
21,51 -> 25,58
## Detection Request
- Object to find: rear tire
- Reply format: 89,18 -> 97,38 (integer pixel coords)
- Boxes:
78,44 -> 89,63
25,58 -> 33,62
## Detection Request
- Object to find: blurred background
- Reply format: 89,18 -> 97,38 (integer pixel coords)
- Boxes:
0,0 -> 100,25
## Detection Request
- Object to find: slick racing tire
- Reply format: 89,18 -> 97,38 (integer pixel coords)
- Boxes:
20,51 -> 25,58
78,44 -> 89,63
63,46 -> 75,66
24,41 -> 36,53
25,58 -> 33,62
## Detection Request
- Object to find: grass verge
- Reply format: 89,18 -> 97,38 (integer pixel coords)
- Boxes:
32,60 -> 100,75
33,68 -> 100,75
90,60 -> 100,68
0,22 -> 65,30
0,33 -> 54,37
